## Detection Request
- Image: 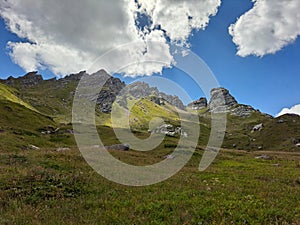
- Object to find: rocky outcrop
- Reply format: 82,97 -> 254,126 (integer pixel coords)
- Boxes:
189,87 -> 260,117
187,97 -> 207,110
149,124 -> 188,137
209,88 -> 238,112
230,104 -> 257,117
69,70 -> 126,113
117,82 -> 185,110
95,72 -> 126,113
2,71 -> 43,88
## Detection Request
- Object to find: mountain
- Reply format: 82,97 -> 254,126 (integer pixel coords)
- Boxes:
117,81 -> 185,110
188,87 -> 300,151
0,82 -> 61,151
1,71 -> 300,152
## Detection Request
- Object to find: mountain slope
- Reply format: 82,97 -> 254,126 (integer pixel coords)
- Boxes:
0,82 -> 37,112
1,71 -> 299,152
190,88 -> 300,151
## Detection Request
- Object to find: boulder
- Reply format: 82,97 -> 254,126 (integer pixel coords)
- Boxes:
252,123 -> 264,132
150,124 -> 188,137
105,144 -> 130,151
29,145 -> 40,150
255,154 -> 271,160
56,147 -> 71,152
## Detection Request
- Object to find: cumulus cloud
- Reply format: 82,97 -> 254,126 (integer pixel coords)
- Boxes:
0,0 -> 221,77
229,0 -> 300,57
277,104 -> 300,117
137,0 -> 221,44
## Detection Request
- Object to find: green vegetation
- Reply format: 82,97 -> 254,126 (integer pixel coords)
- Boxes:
0,100 -> 75,152
0,83 -> 37,112
1,136 -> 300,224
1,74 -> 300,224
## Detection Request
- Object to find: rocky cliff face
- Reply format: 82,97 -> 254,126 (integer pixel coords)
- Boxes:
67,70 -> 126,113
188,87 -> 262,117
2,71 -> 43,88
117,82 -> 185,110
187,97 -> 207,110
208,88 -> 238,112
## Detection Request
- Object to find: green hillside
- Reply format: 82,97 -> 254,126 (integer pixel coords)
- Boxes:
0,83 -> 37,112
1,72 -> 300,224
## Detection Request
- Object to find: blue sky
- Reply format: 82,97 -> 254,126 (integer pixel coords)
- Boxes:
0,0 -> 299,116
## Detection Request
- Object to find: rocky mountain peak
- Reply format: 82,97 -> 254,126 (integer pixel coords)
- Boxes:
209,87 -> 238,112
62,71 -> 86,82
187,87 -> 262,117
117,81 -> 185,110
187,97 -> 208,110
2,71 -> 43,88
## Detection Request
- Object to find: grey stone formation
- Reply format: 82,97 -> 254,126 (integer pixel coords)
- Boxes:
208,88 -> 238,112
252,123 -> 264,132
230,104 -> 257,117
2,71 -> 43,88
69,70 -> 126,113
117,82 -> 185,110
188,87 -> 262,117
187,97 -> 207,110
149,124 -> 188,137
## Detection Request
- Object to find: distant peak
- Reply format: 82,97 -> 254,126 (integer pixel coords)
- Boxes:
209,87 -> 238,112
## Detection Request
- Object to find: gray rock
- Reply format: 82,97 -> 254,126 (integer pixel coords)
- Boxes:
2,71 -> 43,88
56,147 -> 71,152
165,154 -> 176,159
188,97 -> 207,110
150,124 -> 188,137
105,144 -> 130,151
209,88 -> 238,112
117,82 -> 185,110
230,104 -> 256,117
252,123 -> 264,132
29,145 -> 40,150
72,70 -> 126,114
255,154 -> 271,160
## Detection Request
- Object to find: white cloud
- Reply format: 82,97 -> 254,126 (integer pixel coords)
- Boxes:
229,0 -> 300,57
138,0 -> 221,44
277,104 -> 300,117
0,0 -> 221,77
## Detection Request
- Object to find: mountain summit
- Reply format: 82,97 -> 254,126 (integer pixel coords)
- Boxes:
188,87 -> 261,117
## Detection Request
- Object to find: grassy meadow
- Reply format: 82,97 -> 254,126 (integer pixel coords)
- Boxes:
1,126 -> 300,224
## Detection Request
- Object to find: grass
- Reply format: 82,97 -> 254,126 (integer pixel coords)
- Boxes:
1,126 -> 300,224
0,100 -> 76,152
1,75 -> 300,224
0,83 -> 37,112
